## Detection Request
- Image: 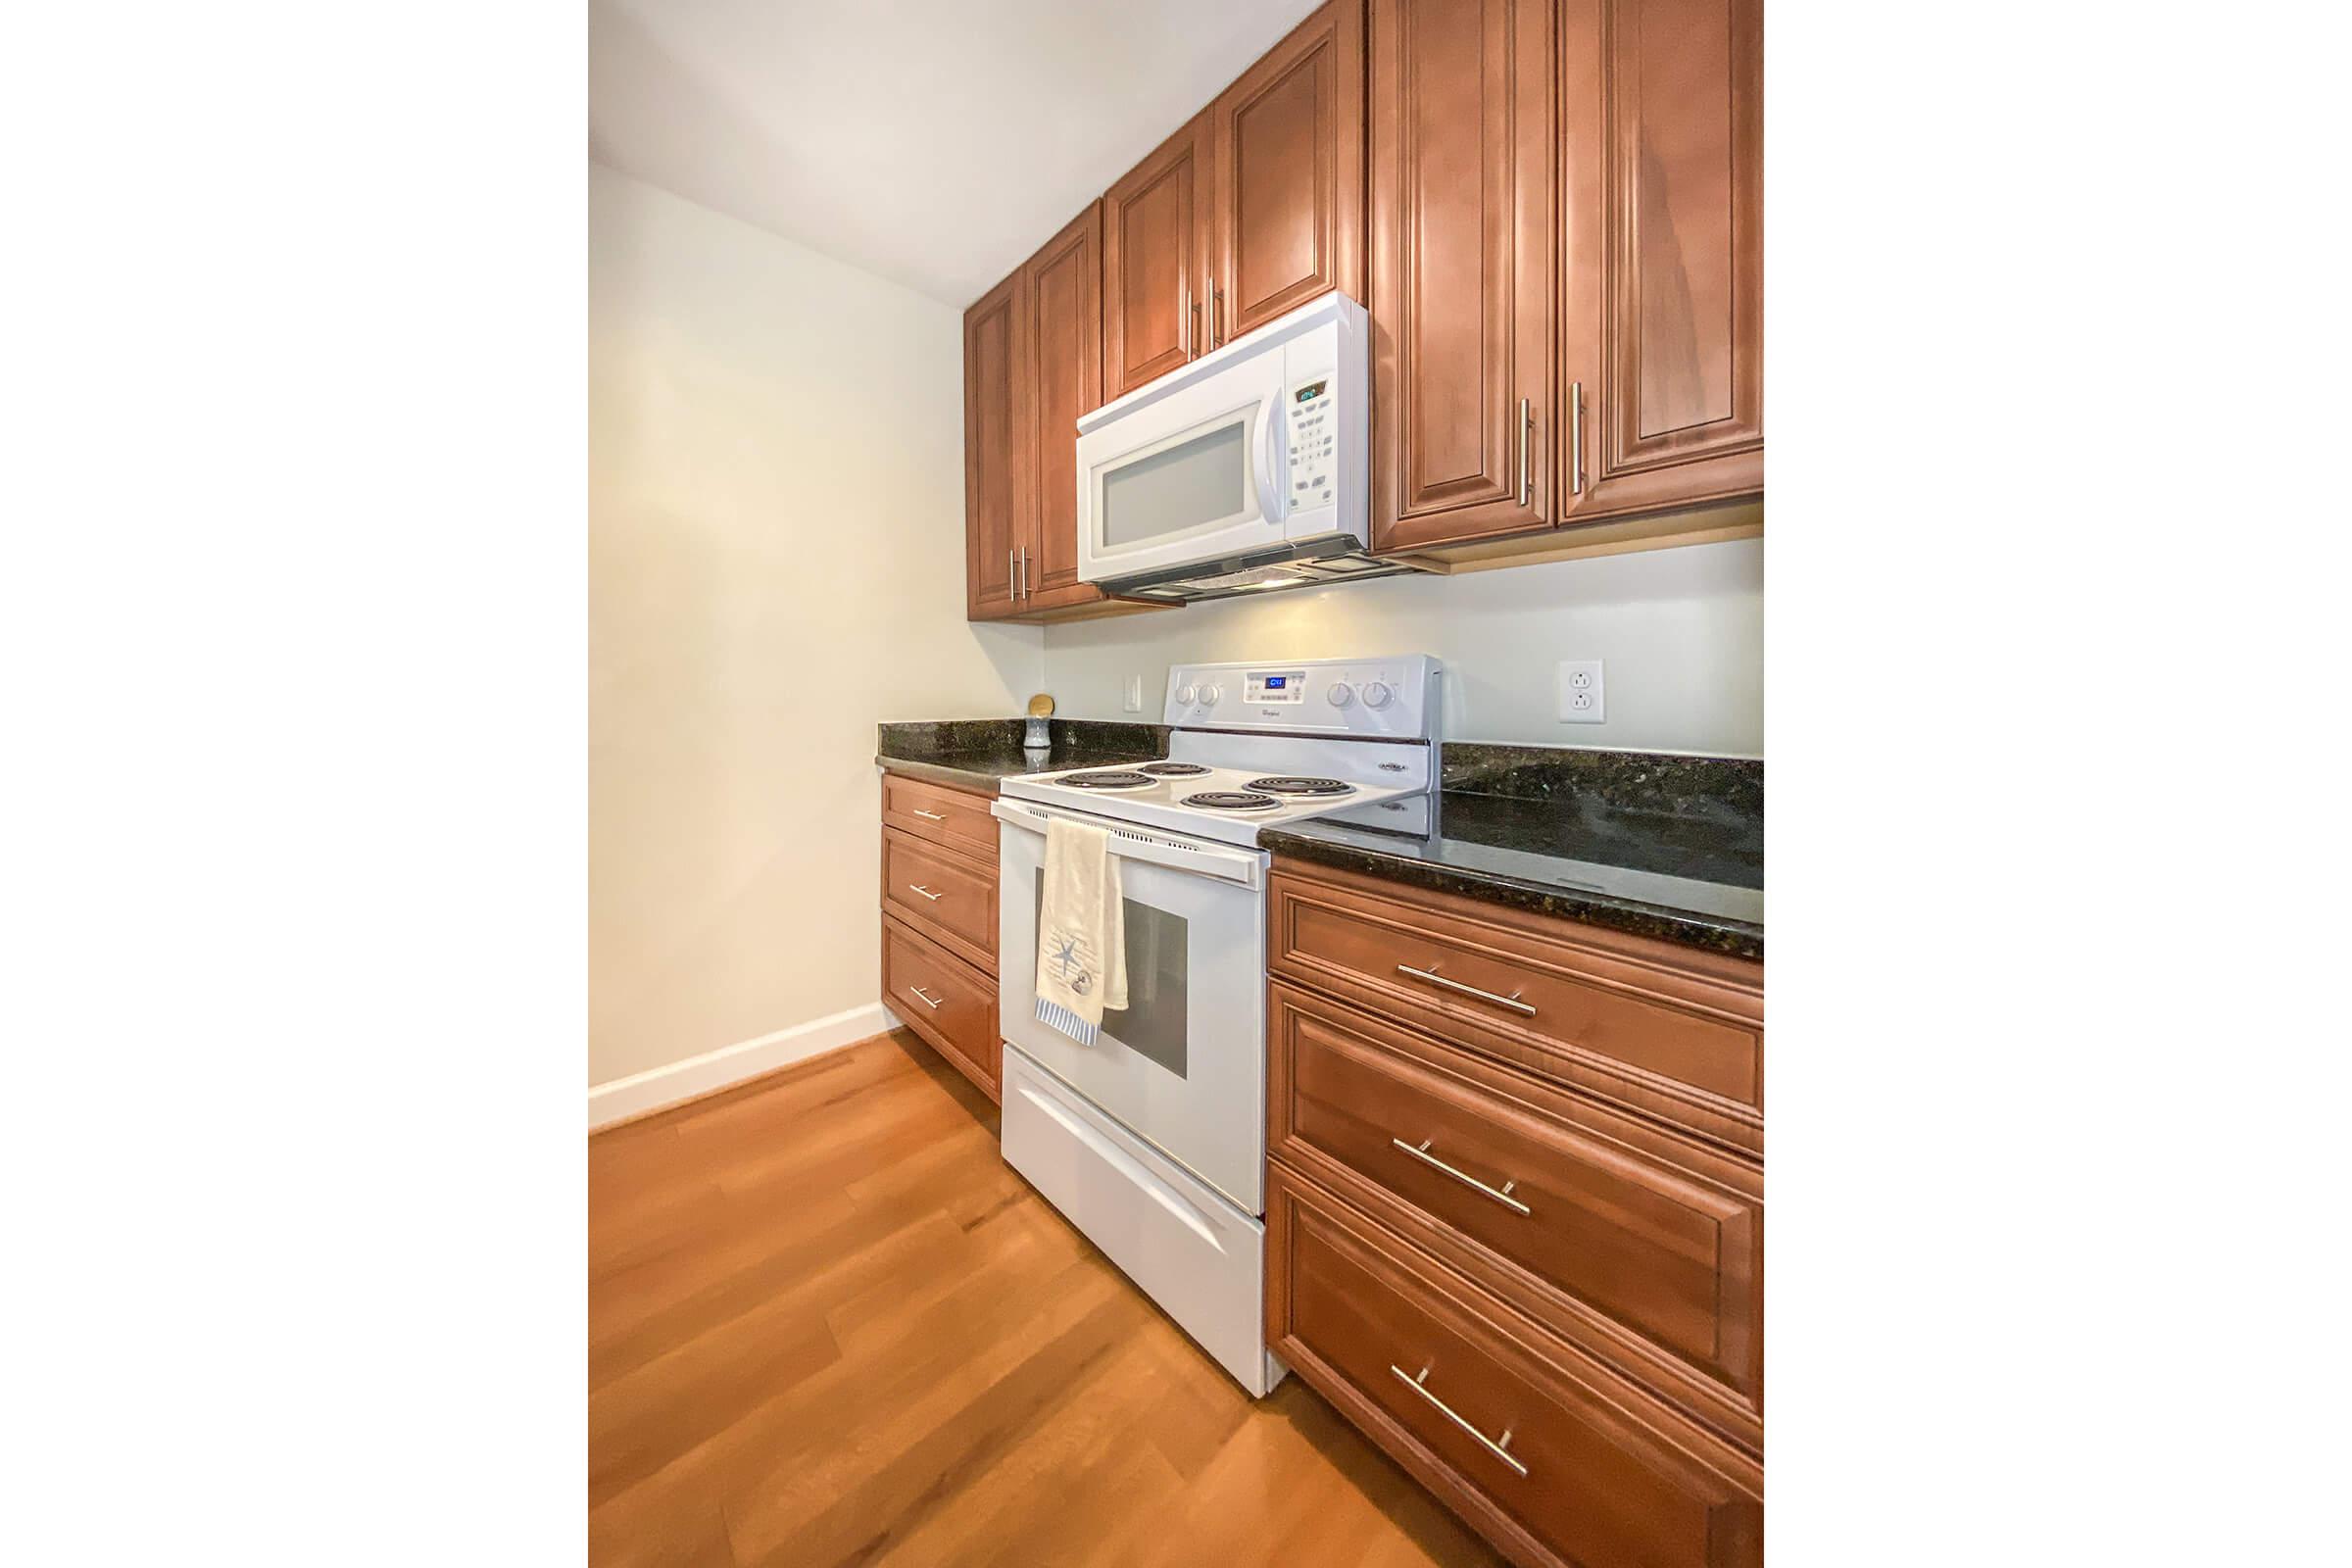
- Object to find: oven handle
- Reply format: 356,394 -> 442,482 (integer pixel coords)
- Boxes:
991,798 -> 1262,889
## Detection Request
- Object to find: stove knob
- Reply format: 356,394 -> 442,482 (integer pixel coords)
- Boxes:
1326,682 -> 1355,708
1200,684 -> 1223,706
1175,684 -> 1198,706
1361,680 -> 1394,710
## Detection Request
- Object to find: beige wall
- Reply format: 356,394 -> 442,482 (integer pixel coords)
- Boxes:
1043,537 -> 1763,757
590,163 -> 1042,1089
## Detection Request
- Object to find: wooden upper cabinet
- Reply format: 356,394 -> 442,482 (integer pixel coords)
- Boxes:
1207,0 -> 1365,347
1367,0 -> 1556,553
962,270 -> 1029,619
1022,203 -> 1104,608
962,206 -> 1111,622
1558,0 -> 1762,520
1102,114 -> 1213,398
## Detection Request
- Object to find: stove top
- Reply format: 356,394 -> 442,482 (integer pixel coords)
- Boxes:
1001,737 -> 1431,849
999,655 -> 1443,849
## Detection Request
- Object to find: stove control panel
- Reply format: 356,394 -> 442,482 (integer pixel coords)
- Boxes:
1165,655 -> 1441,738
1243,670 -> 1305,704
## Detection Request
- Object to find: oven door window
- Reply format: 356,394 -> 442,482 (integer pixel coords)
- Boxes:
1099,416 -> 1253,550
1033,869 -> 1189,1078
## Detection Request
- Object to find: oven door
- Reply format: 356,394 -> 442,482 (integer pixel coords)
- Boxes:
1076,346 -> 1288,585
993,798 -> 1267,1213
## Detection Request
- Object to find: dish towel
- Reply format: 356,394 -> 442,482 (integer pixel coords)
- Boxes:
1034,815 -> 1127,1046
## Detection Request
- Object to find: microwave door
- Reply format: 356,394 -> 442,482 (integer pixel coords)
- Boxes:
1079,354 -> 1287,583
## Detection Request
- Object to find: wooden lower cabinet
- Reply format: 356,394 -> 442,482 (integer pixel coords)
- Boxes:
1269,979 -> 1760,1445
1269,1165 -> 1759,1568
882,913 -> 1001,1102
880,826 -> 997,973
1268,858 -> 1764,1156
879,773 -> 1002,1102
1265,855 -> 1761,1565
881,771 -> 1001,858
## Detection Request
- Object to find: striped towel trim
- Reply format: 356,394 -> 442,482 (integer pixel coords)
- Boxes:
1035,997 -> 1101,1047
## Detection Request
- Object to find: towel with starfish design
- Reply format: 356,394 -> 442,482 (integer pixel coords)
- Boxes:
1034,814 -> 1128,1045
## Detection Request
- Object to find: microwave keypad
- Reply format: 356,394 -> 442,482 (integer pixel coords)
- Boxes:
1285,376 -> 1337,511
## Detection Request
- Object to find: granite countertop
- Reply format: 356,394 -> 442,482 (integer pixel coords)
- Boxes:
876,721 -> 1762,958
1261,745 -> 1763,959
875,718 -> 1169,794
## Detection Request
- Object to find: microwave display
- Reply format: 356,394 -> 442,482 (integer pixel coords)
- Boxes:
1244,670 -> 1305,704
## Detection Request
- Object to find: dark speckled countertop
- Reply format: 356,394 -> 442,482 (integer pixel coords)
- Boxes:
875,718 -> 1168,794
1262,744 -> 1763,959
877,722 -> 1761,958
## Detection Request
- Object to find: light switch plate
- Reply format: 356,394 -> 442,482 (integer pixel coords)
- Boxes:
1122,674 -> 1144,713
1556,660 -> 1605,723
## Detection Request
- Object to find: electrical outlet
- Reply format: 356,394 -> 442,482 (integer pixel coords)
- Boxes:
1122,674 -> 1144,713
1556,660 -> 1605,723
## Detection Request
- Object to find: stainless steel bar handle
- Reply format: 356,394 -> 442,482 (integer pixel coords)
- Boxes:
910,809 -> 948,821
1569,380 -> 1585,495
1390,1365 -> 1528,1478
1007,548 -> 1016,600
906,986 -> 943,1009
1392,1138 -> 1531,1215
906,884 -> 945,902
1212,283 -> 1224,348
1517,398 -> 1533,508
1017,546 -> 1028,600
1396,961 -> 1537,1017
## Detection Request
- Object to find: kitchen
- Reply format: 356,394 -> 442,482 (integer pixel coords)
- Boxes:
591,1 -> 1762,1559
10,2 -> 2328,1565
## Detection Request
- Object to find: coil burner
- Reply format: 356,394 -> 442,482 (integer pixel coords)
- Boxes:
1059,770 -> 1157,791
1244,775 -> 1354,797
1183,791 -> 1281,812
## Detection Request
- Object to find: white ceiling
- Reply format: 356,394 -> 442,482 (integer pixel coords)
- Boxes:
589,0 -> 1325,309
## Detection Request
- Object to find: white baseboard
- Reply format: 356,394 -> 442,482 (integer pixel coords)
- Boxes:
588,1001 -> 904,1130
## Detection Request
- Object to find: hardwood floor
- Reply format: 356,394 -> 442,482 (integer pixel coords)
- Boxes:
590,1029 -> 1502,1567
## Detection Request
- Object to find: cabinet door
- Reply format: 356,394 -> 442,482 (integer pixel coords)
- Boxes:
1102,113 -> 1213,399
962,269 -> 1030,620
1368,0 -> 1556,552
1208,0 -> 1365,346
1022,203 -> 1105,609
1558,0 -> 1761,520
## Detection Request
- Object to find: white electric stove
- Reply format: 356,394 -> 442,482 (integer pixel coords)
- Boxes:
989,655 -> 1440,1396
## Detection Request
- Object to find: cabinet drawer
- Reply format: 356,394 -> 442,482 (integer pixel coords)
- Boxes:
1269,861 -> 1762,1147
882,915 -> 1000,1101
881,827 -> 997,973
881,773 -> 1000,862
1269,1166 -> 1759,1568
1270,980 -> 1759,1436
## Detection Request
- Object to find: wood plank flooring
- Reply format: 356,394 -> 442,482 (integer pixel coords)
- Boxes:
590,1029 -> 1502,1567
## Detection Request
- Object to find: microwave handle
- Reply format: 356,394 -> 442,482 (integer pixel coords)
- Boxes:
1251,387 -> 1285,524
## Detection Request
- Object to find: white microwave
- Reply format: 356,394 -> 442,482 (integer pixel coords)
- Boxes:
1075,293 -> 1403,604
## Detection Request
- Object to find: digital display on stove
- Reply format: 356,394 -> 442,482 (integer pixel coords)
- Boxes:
1245,669 -> 1305,703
